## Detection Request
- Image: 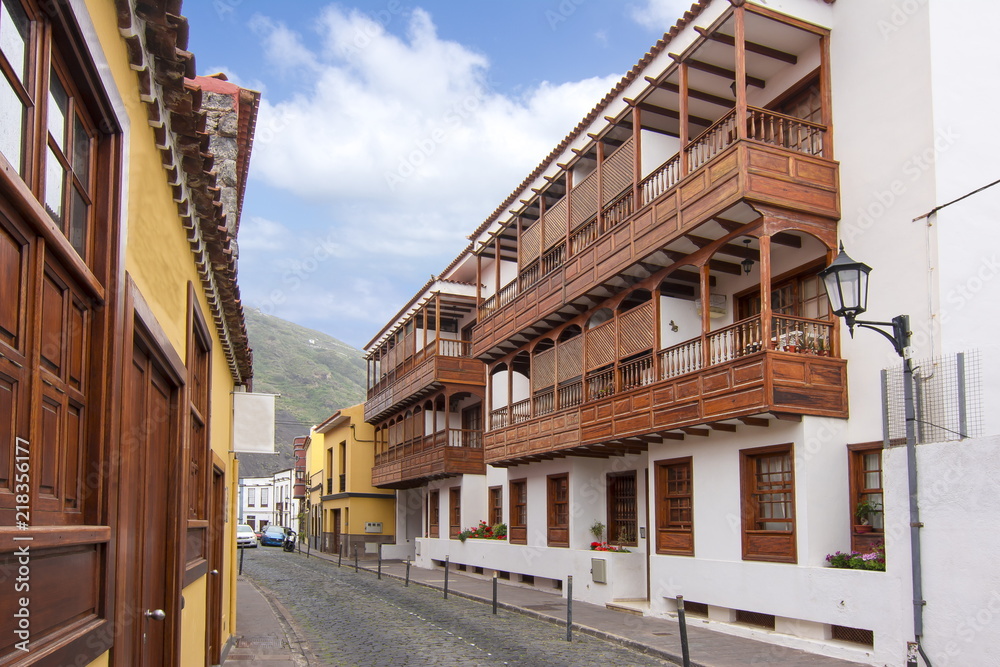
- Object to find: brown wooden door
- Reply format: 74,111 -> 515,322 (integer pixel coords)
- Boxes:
332,508 -> 341,553
117,338 -> 179,666
207,464 -> 225,665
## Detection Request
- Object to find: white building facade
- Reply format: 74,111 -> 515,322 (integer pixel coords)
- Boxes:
368,2 -> 1000,666
238,468 -> 300,531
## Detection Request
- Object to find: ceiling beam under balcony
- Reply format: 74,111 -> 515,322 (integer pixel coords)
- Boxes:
635,101 -> 713,128
739,416 -> 770,427
694,27 -> 799,65
685,234 -> 760,261
680,58 -> 767,89
644,77 -> 735,109
663,250 -> 743,276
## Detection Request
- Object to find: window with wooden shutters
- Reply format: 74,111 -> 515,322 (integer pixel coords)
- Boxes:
741,444 -> 796,563
0,0 -> 116,534
509,479 -> 526,544
606,471 -> 637,546
547,473 -> 569,547
185,288 -> 212,576
488,485 -> 502,526
655,457 -> 693,555
428,490 -> 439,537
449,487 -> 461,538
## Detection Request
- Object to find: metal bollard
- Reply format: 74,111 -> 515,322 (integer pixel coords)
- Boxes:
405,560 -> 411,587
566,575 -> 573,641
378,544 -> 382,580
354,545 -> 359,573
677,595 -> 691,667
492,572 -> 498,615
239,545 -> 244,575
338,543 -> 343,568
443,555 -> 450,599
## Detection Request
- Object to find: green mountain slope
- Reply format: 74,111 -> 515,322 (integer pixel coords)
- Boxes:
237,308 -> 367,478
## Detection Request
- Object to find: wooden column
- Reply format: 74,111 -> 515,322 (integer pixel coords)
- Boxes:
734,5 -> 748,140
596,141 -> 605,232
700,263 -> 712,367
679,62 -> 690,176
435,292 -> 441,354
506,357 -> 514,426
760,234 -> 773,349
652,287 -> 662,380
820,33 -> 834,158
494,236 -> 501,297
476,252 -> 482,305
564,171 -> 573,251
632,105 -> 642,206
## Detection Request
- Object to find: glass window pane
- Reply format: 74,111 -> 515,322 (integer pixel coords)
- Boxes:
44,146 -> 65,222
0,74 -> 23,170
69,187 -> 87,256
72,114 -> 90,184
48,70 -> 68,150
0,0 -> 29,82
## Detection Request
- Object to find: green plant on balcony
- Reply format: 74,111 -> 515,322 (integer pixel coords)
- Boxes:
589,520 -> 606,542
826,541 -> 885,571
854,499 -> 882,533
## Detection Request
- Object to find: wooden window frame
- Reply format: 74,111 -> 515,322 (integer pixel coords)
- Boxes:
428,489 -> 439,538
547,473 -> 569,548
509,479 -> 526,544
488,485 -> 502,527
184,284 -> 212,581
848,442 -> 884,552
740,443 -> 796,563
654,457 -> 694,556
735,259 -> 829,321
449,486 -> 461,539
606,470 -> 638,546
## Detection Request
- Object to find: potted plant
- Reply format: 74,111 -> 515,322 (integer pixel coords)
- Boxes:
816,336 -> 829,356
590,520 -> 606,543
854,499 -> 881,533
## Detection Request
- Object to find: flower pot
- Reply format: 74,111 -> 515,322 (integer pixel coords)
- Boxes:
854,524 -> 873,534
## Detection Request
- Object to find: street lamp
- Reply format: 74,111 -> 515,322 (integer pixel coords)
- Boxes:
818,244 -> 910,357
820,243 -> 924,667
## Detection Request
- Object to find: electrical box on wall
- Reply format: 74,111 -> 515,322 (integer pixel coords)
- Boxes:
591,558 -> 607,584
365,522 -> 382,533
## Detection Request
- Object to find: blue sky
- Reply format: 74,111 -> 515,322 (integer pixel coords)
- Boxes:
183,0 -> 688,349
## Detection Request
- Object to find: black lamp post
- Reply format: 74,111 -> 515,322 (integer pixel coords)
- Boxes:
820,243 -> 924,667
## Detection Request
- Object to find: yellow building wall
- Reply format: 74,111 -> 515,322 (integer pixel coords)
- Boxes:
83,0 -> 242,661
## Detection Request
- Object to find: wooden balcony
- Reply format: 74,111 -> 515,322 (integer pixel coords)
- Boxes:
372,429 -> 485,489
484,314 -> 847,467
474,109 -> 839,361
365,339 -> 485,423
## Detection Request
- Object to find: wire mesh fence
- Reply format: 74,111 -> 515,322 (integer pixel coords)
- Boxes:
882,350 -> 982,445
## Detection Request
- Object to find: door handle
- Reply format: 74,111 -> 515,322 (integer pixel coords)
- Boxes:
145,609 -> 166,621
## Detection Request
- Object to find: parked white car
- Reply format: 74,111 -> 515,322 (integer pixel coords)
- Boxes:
236,524 -> 258,548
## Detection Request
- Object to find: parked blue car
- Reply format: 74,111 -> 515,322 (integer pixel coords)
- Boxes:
260,525 -> 291,547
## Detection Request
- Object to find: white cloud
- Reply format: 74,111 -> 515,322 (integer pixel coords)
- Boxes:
247,6 -> 619,249
239,216 -> 291,251
628,0 -> 692,30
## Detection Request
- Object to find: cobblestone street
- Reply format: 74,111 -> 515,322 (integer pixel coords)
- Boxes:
242,547 -> 671,666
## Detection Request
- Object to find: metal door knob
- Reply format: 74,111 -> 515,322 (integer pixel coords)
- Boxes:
210,569 -> 219,575
145,609 -> 166,621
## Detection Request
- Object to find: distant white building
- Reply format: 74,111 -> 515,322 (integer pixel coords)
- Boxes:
239,468 -> 299,530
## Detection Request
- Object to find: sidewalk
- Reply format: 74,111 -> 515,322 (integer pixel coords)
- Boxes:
223,575 -> 305,666
296,546 -> 868,667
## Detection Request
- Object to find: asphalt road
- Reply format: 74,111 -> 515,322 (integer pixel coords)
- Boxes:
242,547 -> 671,667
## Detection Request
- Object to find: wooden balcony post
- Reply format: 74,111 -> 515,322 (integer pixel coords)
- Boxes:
700,263 -> 711,367
760,234 -> 773,347
679,62 -> 690,176
507,359 -> 514,426
435,292 -> 441,354
476,252 -> 482,306
632,105 -> 642,207
820,33 -> 834,158
653,287 -> 662,379
494,235 -> 501,297
596,141 -> 605,233
734,5 -> 748,140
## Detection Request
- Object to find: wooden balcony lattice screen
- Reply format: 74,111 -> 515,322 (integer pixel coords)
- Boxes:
544,197 -> 568,251
519,221 -> 541,267
618,302 -> 654,359
557,336 -> 583,382
602,138 -> 634,205
586,321 -> 615,371
533,347 -> 556,391
570,171 -> 599,229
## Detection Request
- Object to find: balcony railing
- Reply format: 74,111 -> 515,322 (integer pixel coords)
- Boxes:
478,106 -> 830,324
659,337 -> 703,380
366,337 -> 477,404
338,474 -> 346,493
